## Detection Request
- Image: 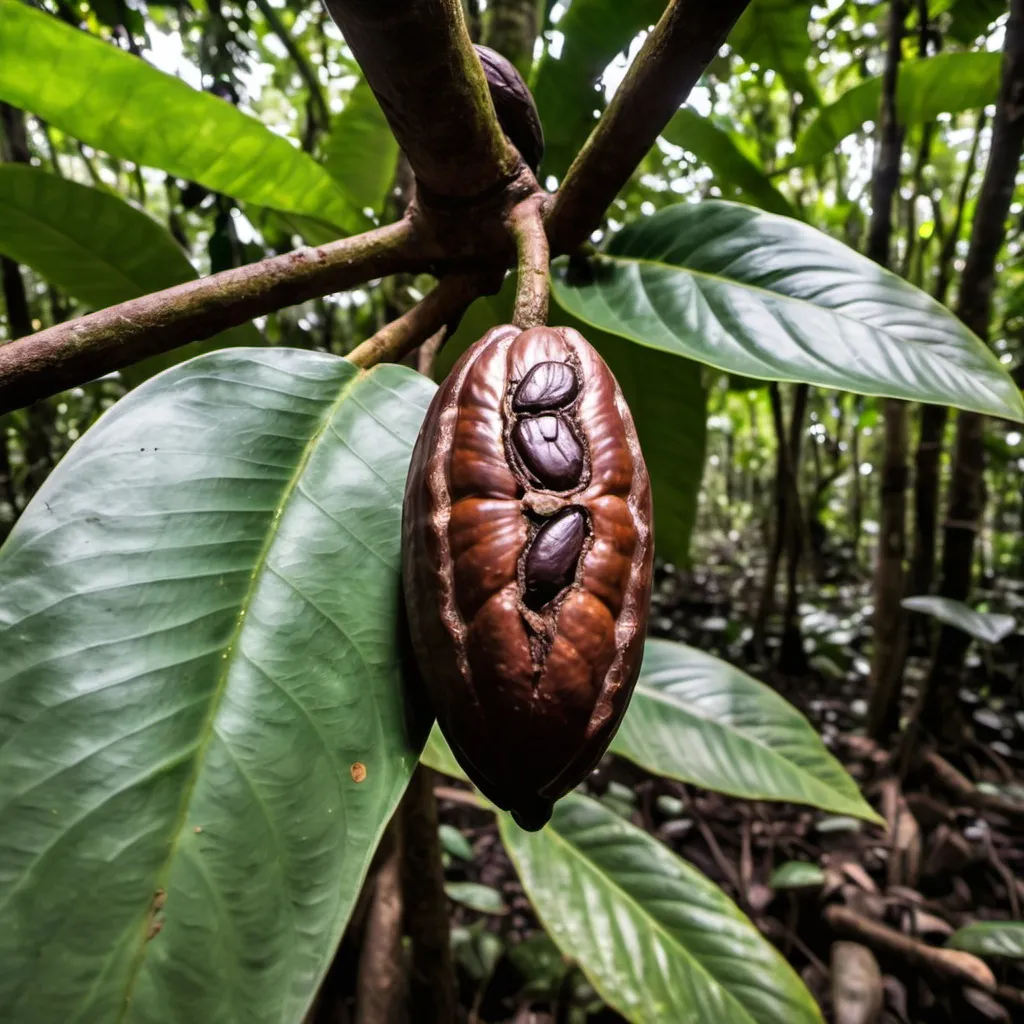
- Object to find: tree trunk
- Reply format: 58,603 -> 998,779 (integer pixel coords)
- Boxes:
866,0 -> 909,741
909,114 -> 985,605
921,0 -> 1024,746
483,0 -> 539,74
779,383 -> 809,673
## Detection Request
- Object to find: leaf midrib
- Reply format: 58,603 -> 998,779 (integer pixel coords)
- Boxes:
113,363 -> 367,1022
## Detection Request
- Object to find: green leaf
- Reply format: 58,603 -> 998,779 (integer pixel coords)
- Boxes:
728,0 -> 819,102
531,0 -> 664,179
0,0 -> 364,233
446,882 -> 509,915
612,639 -> 882,824
0,349 -> 433,1023
321,78 -> 399,217
0,165 -> 259,380
662,109 -> 798,218
551,201 -> 1024,421
439,277 -> 708,565
769,862 -> 825,889
501,795 -> 823,1024
791,52 -> 1001,166
902,596 -> 1017,645
439,823 -> 475,862
949,0 -> 1008,44
421,723 -> 469,780
947,922 -> 1024,959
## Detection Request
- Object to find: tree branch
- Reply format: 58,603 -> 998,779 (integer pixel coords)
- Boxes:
347,271 -> 492,368
0,219 -> 422,414
546,0 -> 752,253
321,0 -> 519,203
510,195 -> 549,328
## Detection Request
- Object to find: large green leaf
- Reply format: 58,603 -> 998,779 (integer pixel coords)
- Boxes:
949,0 -> 1008,44
791,51 -> 1002,166
0,0 -> 364,233
612,640 -> 882,823
531,0 -> 664,179
728,0 -> 819,102
0,349 -> 433,1023
552,202 -> 1024,421
663,109 -> 797,218
948,922 -> 1024,959
902,596 -> 1017,645
321,77 -> 399,217
0,165 -> 259,379
438,277 -> 708,564
501,795 -> 823,1024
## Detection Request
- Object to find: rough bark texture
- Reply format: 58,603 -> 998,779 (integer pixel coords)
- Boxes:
399,767 -> 457,1024
866,0 -> 909,742
921,0 -> 1024,744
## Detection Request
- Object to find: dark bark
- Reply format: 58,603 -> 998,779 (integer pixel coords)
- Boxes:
483,0 -> 539,74
398,767 -> 457,1024
921,0 -> 1024,745
779,384 -> 809,673
909,114 -> 986,603
866,0 -> 910,741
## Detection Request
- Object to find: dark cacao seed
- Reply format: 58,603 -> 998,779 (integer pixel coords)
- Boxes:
524,508 -> 587,609
402,324 -> 653,831
512,415 -> 584,491
474,44 -> 545,173
513,361 -> 579,413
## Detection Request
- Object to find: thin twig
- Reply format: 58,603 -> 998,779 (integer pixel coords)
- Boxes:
348,273 -> 489,369
546,0 -> 752,254
0,219 -> 421,413
510,195 -> 549,329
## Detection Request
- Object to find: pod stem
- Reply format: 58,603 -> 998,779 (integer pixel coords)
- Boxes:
510,196 -> 550,329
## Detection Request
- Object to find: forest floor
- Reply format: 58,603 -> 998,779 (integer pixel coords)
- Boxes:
436,549 -> 1024,1024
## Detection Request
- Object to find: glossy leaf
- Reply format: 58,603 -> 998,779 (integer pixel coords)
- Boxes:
421,723 -> 468,780
612,639 -> 882,823
728,0 -> 819,102
321,77 -> 399,217
947,922 -> 1024,959
0,349 -> 433,1023
0,0 -> 364,233
532,0 -> 663,179
792,52 -> 1001,166
552,202 -> 1024,421
0,165 -> 259,379
663,109 -> 797,218
902,596 -> 1017,645
446,882 -> 509,915
769,862 -> 825,890
501,795 -> 823,1024
439,277 -> 708,565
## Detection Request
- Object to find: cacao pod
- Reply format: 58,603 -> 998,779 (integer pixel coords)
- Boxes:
402,325 -> 653,830
475,45 -> 545,174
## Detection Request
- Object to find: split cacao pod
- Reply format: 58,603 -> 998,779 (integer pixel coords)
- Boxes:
402,325 -> 653,830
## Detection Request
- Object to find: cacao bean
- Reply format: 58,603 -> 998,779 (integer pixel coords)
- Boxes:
513,361 -> 580,413
511,414 -> 585,491
402,324 -> 653,831
474,45 -> 545,174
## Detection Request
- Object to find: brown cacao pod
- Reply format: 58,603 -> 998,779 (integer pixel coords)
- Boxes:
402,325 -> 653,830
475,45 -> 545,174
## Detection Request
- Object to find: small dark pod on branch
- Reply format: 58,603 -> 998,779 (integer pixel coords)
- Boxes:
474,45 -> 545,174
402,325 -> 653,831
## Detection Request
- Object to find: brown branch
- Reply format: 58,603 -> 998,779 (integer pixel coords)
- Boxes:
546,0 -> 752,254
923,751 -> 1024,825
825,905 -> 996,991
321,0 -> 518,203
0,219 -> 421,414
347,272 -> 491,369
510,195 -> 549,329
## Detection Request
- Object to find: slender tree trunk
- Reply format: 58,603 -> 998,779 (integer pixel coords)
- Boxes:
910,114 -> 986,604
866,0 -> 910,742
483,0 -> 539,73
780,383 -> 809,673
399,767 -> 457,1024
851,396 -> 863,564
921,0 -> 1024,746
